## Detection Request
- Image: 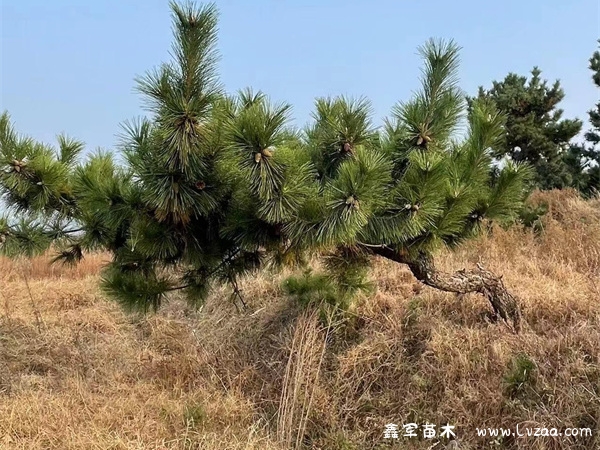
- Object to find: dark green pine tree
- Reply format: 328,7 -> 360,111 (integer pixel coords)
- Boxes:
0,1 -> 531,330
566,41 -> 600,195
473,68 -> 582,190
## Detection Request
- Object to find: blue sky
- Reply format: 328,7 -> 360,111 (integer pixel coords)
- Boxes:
1,0 -> 599,152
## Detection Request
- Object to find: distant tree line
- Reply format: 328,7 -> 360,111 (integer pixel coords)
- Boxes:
473,42 -> 600,196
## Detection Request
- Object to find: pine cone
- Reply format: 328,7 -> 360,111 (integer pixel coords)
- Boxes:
262,147 -> 273,157
195,181 -> 206,190
345,195 -> 360,209
254,153 -> 262,163
11,159 -> 25,172
342,142 -> 352,153
416,136 -> 424,146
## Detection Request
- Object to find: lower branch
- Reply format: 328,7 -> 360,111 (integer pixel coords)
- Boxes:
370,246 -> 522,333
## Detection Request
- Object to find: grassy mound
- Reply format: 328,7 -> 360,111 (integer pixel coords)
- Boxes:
0,190 -> 599,449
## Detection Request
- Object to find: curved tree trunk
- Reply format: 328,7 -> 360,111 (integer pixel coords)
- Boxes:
370,246 -> 522,333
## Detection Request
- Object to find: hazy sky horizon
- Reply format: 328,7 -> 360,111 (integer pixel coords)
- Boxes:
2,0 -> 599,152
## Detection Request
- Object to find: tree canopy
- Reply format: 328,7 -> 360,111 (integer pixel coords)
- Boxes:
567,42 -> 600,195
0,1 -> 531,329
473,68 -> 582,190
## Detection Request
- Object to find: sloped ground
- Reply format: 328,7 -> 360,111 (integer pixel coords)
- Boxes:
0,190 -> 598,450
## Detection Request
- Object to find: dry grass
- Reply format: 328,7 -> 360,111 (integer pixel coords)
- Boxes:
0,251 -> 109,282
277,310 -> 331,449
0,190 -> 599,449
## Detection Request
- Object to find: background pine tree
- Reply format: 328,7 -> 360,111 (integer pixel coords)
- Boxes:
0,1 -> 532,330
473,68 -> 582,190
567,41 -> 600,196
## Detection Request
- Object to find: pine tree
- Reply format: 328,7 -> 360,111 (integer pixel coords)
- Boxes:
0,1 -> 531,330
587,43 -> 600,148
472,68 -> 582,190
567,41 -> 600,195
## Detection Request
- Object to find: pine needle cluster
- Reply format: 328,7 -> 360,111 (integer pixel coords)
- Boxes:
0,1 -> 531,312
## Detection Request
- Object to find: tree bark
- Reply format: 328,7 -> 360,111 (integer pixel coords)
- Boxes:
369,246 -> 522,333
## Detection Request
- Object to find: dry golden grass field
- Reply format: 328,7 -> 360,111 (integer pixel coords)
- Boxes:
0,190 -> 599,450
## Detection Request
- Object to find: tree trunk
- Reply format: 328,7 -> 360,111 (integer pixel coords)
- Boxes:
370,246 -> 522,333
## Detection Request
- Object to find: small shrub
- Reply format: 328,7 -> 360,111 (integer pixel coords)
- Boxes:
518,201 -> 549,233
183,403 -> 207,429
282,269 -> 339,308
503,354 -> 537,399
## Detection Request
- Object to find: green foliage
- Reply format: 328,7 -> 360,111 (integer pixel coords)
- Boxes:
503,354 -> 537,399
283,250 -> 374,312
0,4 -> 531,313
282,264 -> 372,323
473,68 -> 582,190
0,218 -> 53,258
518,202 -> 548,233
566,41 -> 600,196
183,403 -> 207,429
282,270 -> 351,325
283,270 -> 340,308
587,42 -> 600,145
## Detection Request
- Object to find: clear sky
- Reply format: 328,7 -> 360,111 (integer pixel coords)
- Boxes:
1,0 -> 599,152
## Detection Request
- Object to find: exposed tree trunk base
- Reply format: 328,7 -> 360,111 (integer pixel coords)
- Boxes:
370,246 -> 522,333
